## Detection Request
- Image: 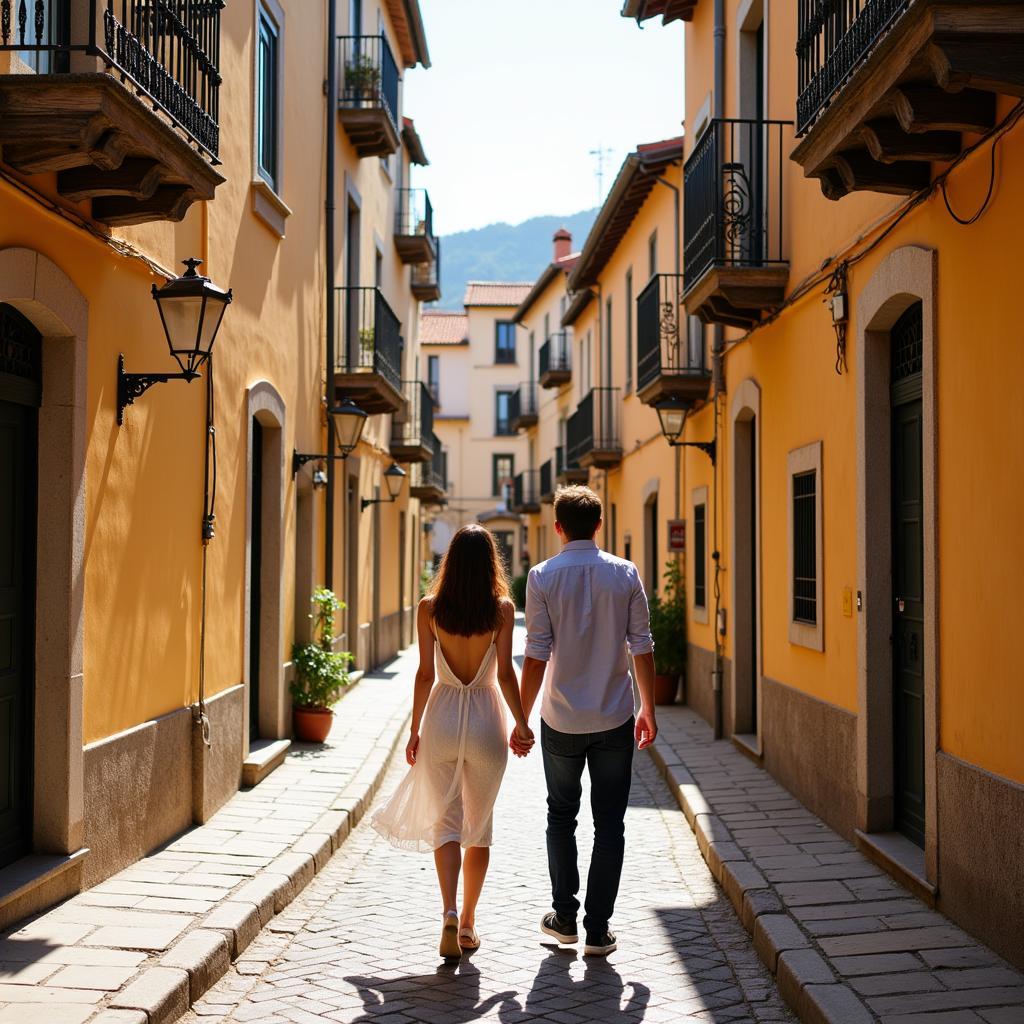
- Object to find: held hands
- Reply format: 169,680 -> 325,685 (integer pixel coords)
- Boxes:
635,708 -> 658,750
509,723 -> 535,758
405,731 -> 419,766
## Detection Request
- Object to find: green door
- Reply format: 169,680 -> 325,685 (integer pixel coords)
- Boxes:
0,304 -> 40,867
890,303 -> 925,848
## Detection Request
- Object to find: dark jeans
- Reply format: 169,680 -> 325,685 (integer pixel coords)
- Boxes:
541,717 -> 634,936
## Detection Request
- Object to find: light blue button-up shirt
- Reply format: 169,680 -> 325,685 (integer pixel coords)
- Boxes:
525,540 -> 655,734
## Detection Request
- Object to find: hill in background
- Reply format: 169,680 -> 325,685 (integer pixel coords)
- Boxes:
434,208 -> 599,311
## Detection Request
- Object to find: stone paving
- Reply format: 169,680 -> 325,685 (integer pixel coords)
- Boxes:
651,708 -> 1024,1024
180,625 -> 795,1024
0,650 -> 415,1024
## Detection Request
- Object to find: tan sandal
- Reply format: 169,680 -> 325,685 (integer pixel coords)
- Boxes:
459,925 -> 480,949
439,911 -> 462,959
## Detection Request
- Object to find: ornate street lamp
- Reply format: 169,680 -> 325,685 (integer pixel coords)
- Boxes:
292,398 -> 369,476
655,396 -> 716,464
117,258 -> 233,424
361,462 -> 406,511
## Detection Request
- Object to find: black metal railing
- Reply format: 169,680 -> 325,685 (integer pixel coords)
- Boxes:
637,273 -> 710,394
797,0 -> 912,135
396,188 -> 436,246
509,382 -> 537,428
539,458 -> 553,498
567,387 -> 620,467
0,0 -> 222,156
683,119 -> 790,296
412,237 -> 441,294
335,286 -> 402,394
411,437 -> 446,496
513,470 -> 539,511
539,331 -> 571,378
392,380 -> 434,453
337,33 -> 399,134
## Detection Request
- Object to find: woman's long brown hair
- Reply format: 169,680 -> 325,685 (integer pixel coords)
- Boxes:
428,524 -> 511,636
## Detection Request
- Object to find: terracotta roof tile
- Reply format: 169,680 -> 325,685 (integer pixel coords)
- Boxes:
464,281 -> 533,307
418,311 -> 468,345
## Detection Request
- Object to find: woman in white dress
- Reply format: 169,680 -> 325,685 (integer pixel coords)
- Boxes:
371,525 -> 534,958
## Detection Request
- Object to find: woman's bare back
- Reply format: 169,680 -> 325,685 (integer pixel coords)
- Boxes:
433,620 -> 495,687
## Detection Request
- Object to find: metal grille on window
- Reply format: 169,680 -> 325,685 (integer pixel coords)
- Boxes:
694,503 -> 707,609
793,470 -> 817,624
891,301 -> 923,383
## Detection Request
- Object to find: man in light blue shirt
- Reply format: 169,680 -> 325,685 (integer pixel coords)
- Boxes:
518,485 -> 657,956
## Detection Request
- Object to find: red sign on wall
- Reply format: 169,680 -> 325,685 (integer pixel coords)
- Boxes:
668,519 -> 686,552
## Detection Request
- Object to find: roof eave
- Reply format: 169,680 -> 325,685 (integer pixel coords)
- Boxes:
513,264 -> 561,324
402,119 -> 429,165
561,288 -> 594,328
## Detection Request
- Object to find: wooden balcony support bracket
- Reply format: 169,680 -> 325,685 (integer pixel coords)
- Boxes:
684,265 -> 790,329
793,1 -> 1024,201
0,75 -> 222,224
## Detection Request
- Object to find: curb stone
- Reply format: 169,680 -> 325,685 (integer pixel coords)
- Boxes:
108,966 -> 189,1024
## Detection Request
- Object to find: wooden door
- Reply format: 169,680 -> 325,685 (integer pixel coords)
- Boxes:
891,303 -> 925,847
0,304 -> 39,867
249,419 -> 263,741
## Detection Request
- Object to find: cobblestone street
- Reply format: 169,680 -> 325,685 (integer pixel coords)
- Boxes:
184,727 -> 795,1023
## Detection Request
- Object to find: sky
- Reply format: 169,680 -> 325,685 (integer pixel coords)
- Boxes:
404,1 -> 684,235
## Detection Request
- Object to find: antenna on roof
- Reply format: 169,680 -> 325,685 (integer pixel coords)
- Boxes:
588,144 -> 615,204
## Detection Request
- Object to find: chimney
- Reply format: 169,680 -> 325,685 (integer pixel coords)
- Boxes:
553,227 -> 572,263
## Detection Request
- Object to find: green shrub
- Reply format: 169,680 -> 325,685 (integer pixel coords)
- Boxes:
511,574 -> 528,611
648,559 -> 686,677
290,588 -> 352,710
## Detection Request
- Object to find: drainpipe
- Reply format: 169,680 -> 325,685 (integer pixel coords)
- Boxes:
711,0 -> 726,740
324,0 -> 337,590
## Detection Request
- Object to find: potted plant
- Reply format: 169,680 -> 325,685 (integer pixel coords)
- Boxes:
648,559 -> 686,705
290,588 -> 353,743
344,54 -> 380,98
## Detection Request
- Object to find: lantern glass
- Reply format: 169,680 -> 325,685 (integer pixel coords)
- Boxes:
330,399 -> 368,454
656,398 -> 688,444
384,462 -> 406,500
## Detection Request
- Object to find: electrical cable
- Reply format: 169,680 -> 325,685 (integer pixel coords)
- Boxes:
942,130 -> 997,225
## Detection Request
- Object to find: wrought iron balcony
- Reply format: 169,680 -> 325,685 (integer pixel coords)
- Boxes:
509,382 -> 538,432
539,458 -> 554,503
337,33 -> 400,157
395,188 -> 437,264
411,238 -> 441,302
334,286 -> 404,415
409,438 -> 446,504
538,332 -> 571,389
0,0 -> 224,225
793,0 -> 1011,201
683,118 -> 791,329
567,388 -> 621,471
636,273 -> 711,407
555,444 -> 588,486
511,470 -> 540,514
390,380 -> 434,464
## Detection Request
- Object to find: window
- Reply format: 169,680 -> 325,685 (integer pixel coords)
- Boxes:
648,231 -> 658,279
427,355 -> 440,405
256,10 -> 280,190
793,472 -> 817,623
544,313 -> 550,341
495,391 -> 514,435
625,269 -> 633,394
788,441 -> 824,650
495,321 -> 516,363
493,454 -> 514,498
605,297 -> 613,386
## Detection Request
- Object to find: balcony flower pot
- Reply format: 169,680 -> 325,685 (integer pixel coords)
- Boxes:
290,588 -> 353,744
648,559 -> 687,707
344,57 -> 380,99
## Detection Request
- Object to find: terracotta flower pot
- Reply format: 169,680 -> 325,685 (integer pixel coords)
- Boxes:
654,674 -> 679,706
293,706 -> 334,743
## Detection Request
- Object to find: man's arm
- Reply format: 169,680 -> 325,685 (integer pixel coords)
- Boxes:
515,569 -> 552,754
632,652 -> 657,749
520,656 -> 547,723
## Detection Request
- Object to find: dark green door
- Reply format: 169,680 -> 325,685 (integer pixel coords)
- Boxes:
891,303 -> 925,847
249,419 -> 263,742
0,304 -> 40,868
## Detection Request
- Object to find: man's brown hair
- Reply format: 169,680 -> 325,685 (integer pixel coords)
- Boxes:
554,485 -> 602,541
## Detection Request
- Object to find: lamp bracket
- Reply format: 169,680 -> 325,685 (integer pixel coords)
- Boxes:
117,353 -> 200,425
292,449 -> 350,476
361,495 -> 396,512
671,438 -> 717,465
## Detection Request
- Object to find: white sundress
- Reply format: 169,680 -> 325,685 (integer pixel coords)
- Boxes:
371,626 -> 509,852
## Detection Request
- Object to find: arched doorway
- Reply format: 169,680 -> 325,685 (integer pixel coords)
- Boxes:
0,303 -> 40,867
